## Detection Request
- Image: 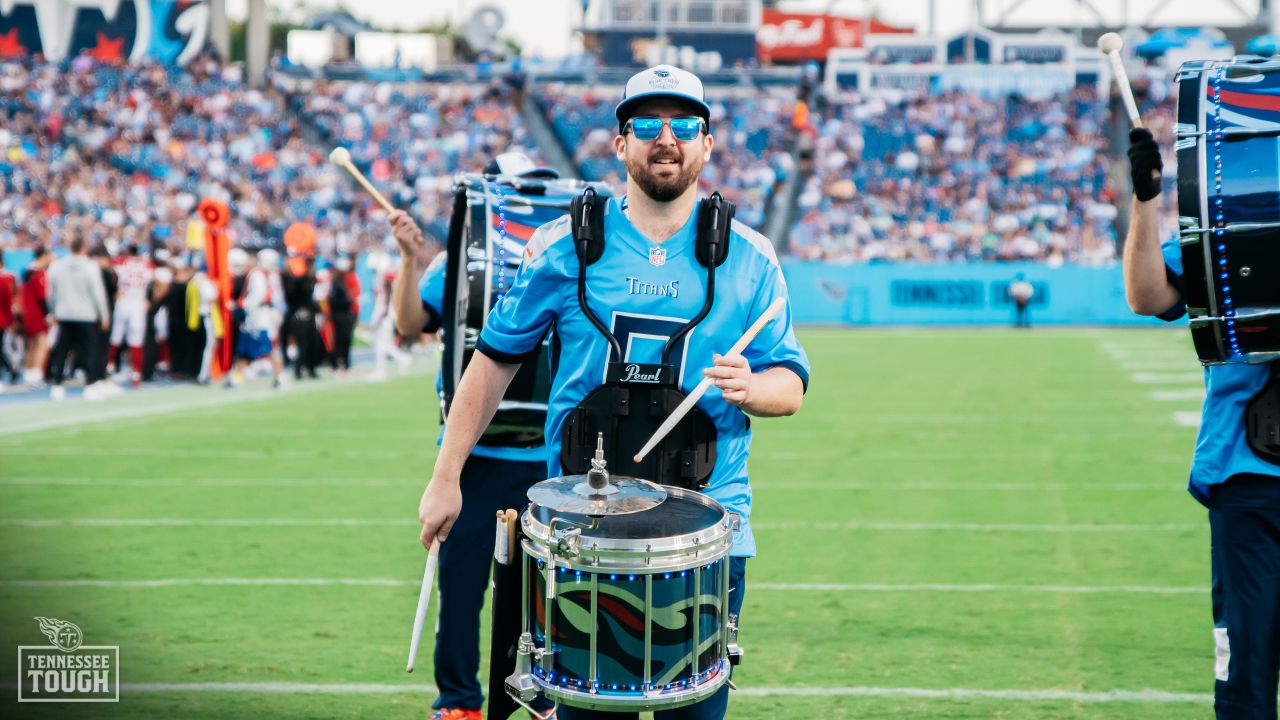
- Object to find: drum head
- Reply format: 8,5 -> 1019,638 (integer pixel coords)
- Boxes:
529,482 -> 726,541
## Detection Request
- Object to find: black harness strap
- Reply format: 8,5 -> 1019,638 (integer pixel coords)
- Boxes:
1246,362 -> 1280,465
560,190 -> 735,489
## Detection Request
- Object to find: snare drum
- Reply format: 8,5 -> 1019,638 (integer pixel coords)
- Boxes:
1176,56 -> 1280,364
512,483 -> 737,712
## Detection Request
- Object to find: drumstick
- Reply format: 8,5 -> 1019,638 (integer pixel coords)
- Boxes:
633,297 -> 787,463
494,510 -> 510,565
1098,33 -> 1143,129
505,509 -> 519,564
405,538 -> 441,673
328,147 -> 398,214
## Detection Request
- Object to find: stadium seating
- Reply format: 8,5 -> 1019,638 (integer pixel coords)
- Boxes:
789,86 -> 1135,264
537,84 -> 795,230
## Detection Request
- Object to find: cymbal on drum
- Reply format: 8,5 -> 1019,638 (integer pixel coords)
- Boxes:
527,475 -> 667,516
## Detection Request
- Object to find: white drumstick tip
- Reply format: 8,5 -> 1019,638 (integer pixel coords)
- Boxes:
328,147 -> 352,166
1097,32 -> 1123,55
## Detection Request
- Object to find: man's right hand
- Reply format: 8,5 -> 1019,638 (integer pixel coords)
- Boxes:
388,210 -> 432,275
1127,128 -> 1163,202
418,476 -> 462,548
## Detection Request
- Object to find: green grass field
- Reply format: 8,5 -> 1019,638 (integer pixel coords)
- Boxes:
0,328 -> 1217,719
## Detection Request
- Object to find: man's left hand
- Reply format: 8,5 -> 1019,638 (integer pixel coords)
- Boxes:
704,353 -> 752,407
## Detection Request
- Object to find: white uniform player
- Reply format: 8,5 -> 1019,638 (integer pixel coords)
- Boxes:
368,261 -> 411,381
228,248 -> 287,388
110,250 -> 154,384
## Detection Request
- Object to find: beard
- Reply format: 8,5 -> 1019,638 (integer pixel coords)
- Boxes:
625,149 -> 703,202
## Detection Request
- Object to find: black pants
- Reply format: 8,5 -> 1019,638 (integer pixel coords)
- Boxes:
1209,473 -> 1280,720
433,454 -> 547,711
331,311 -> 355,370
48,320 -> 102,386
289,311 -> 319,379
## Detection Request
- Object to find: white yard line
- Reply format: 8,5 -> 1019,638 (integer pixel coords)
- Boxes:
0,518 -> 418,527
749,520 -> 1197,533
0,369 -> 431,438
1129,372 -> 1206,385
0,518 -> 1199,532
1172,412 -> 1202,428
0,477 -> 1171,492
733,686 -> 1208,702
0,681 -> 1205,703
0,477 -> 420,488
1151,389 -> 1205,402
1118,361 -> 1200,371
751,582 -> 1204,594
0,578 -> 1206,595
752,481 -> 1171,492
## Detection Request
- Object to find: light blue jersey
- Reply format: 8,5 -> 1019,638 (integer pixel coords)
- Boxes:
478,197 -> 811,556
1160,239 -> 1278,503
420,257 -> 545,463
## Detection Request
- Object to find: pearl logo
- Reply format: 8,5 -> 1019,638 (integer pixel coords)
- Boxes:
622,364 -> 662,383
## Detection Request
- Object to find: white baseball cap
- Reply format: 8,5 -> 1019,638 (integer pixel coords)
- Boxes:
484,152 -> 559,179
615,65 -> 711,128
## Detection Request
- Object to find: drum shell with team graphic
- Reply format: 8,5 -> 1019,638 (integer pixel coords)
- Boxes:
1176,57 -> 1280,364
519,484 -> 734,711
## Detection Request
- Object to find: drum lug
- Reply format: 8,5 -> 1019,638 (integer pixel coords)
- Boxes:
505,632 -> 542,703
727,614 -> 744,666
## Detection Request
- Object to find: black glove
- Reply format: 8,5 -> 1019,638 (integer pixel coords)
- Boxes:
1127,127 -> 1163,202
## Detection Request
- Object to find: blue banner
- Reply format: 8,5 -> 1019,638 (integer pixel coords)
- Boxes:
781,261 -> 1165,326
0,0 -> 207,64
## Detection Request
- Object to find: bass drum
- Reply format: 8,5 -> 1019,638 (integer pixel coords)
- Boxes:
1176,56 -> 1280,364
441,174 -> 612,447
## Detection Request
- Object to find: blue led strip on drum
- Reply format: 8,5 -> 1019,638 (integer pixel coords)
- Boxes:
495,189 -> 510,301
1211,65 -> 1241,358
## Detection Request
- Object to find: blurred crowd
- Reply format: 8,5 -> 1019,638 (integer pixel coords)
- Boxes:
0,240 -> 419,397
539,85 -> 796,230
0,56 -> 539,259
788,86 -> 1125,264
1,54 -> 1172,303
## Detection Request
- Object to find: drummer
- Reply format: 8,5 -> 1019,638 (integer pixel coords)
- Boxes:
410,64 -> 809,720
1123,128 -> 1280,719
389,153 -> 560,720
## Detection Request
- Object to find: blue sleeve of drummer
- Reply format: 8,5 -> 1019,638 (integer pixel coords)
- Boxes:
477,222 -> 566,364
419,256 -> 446,315
1157,236 -> 1188,322
735,224 -> 811,391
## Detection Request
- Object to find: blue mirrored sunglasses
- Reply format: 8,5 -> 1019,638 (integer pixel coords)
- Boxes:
623,116 -> 706,142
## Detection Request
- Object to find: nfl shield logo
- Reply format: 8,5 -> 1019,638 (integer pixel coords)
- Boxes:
649,247 -> 667,267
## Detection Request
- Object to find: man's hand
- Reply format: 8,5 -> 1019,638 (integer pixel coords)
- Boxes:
1128,128 -> 1163,202
100,318 -> 110,332
388,210 -> 431,273
418,477 -> 462,548
703,353 -> 752,407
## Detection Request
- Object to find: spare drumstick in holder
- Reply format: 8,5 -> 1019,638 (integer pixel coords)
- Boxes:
634,297 -> 788,464
1098,33 -> 1143,129
328,147 -> 399,215
405,538 -> 441,673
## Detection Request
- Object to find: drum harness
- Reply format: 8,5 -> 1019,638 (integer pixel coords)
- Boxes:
1246,361 -> 1280,464
559,187 -> 735,491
